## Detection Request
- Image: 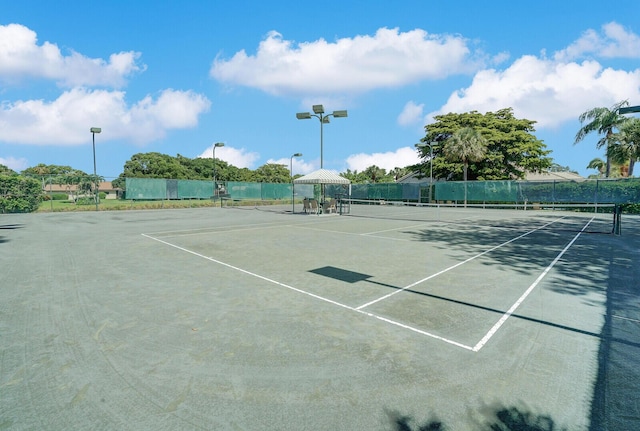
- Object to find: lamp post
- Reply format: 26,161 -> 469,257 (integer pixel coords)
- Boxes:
296,104 -> 347,169
212,142 -> 224,206
290,153 -> 302,214
90,127 -> 101,211
415,141 -> 436,203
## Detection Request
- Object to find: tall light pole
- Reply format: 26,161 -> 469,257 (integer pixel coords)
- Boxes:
90,127 -> 101,211
415,141 -> 436,203
212,142 -> 224,206
290,152 -> 302,214
296,104 -> 347,169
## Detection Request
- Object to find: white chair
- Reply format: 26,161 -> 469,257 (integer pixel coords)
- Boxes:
323,198 -> 337,214
309,199 -> 319,215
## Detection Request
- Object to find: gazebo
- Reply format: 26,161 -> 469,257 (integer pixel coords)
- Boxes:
293,169 -> 350,207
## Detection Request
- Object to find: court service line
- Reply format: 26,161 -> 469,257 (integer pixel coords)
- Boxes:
140,233 -> 475,351
471,216 -> 596,352
355,217 -> 566,310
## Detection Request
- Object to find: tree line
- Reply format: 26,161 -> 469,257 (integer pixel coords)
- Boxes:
2,104 -> 637,213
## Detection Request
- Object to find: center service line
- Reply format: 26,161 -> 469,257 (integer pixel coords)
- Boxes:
472,217 -> 595,352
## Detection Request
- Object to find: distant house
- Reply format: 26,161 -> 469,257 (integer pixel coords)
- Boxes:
43,181 -> 120,200
523,170 -> 585,182
395,172 -> 432,184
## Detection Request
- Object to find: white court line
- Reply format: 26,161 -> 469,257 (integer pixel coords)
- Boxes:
472,217 -> 595,352
141,233 -> 474,351
612,315 -> 640,324
356,217 -> 566,310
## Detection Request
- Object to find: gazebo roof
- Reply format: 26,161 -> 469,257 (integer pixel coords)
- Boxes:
293,169 -> 351,185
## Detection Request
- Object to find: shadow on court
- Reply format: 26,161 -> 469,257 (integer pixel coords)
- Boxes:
387,404 -> 568,430
310,266 -> 640,350
402,215 -> 640,431
589,223 -> 640,431
0,223 -> 23,244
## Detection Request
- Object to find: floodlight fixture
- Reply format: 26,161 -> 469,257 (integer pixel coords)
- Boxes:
619,105 -> 640,114
296,104 -> 348,169
90,127 -> 101,134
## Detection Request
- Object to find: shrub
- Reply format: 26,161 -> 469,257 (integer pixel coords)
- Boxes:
0,175 -> 42,213
51,193 -> 69,201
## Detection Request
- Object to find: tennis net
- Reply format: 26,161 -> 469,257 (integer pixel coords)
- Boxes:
337,198 -> 621,234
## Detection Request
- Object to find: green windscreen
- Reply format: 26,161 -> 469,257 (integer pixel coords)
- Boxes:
178,180 -> 213,199
125,178 -> 167,200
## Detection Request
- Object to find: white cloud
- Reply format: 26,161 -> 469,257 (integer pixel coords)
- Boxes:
198,144 -> 260,169
0,88 -> 211,145
0,23 -> 145,87
345,147 -> 421,172
266,157 -> 315,175
554,22 -> 640,62
211,28 -> 478,96
429,56 -> 640,129
0,156 -> 28,172
397,101 -> 424,126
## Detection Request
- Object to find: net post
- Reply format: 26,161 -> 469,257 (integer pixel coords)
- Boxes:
612,204 -> 622,235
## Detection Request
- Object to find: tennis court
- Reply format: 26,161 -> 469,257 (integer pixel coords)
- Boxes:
1,205 -> 639,430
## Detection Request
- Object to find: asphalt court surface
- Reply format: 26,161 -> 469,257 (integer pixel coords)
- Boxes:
144,209 -> 612,350
2,206 -> 638,430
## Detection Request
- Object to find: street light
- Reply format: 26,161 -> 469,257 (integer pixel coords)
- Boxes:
212,142 -> 224,206
90,127 -> 101,211
415,141 -> 436,203
296,104 -> 347,169
290,153 -> 302,214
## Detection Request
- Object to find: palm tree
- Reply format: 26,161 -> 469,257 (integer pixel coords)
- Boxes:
443,127 -> 488,206
586,158 -> 606,178
609,118 -> 640,176
574,100 -> 630,177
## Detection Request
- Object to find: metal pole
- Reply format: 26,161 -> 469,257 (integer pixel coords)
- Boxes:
320,115 -> 324,169
291,156 -> 295,213
290,153 -> 302,214
92,132 -> 98,211
213,146 -> 217,206
429,143 -> 433,204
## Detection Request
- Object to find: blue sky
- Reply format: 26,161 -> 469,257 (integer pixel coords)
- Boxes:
1,1 -> 639,179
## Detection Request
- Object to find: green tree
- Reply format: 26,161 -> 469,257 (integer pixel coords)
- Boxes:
340,169 -> 369,183
22,164 -> 78,176
363,165 -> 392,183
586,158 -> 606,178
609,117 -> 640,176
389,167 -> 410,181
0,175 -> 42,213
574,100 -> 629,178
416,108 -> 552,181
443,127 -> 488,205
0,164 -> 17,176
253,163 -> 291,183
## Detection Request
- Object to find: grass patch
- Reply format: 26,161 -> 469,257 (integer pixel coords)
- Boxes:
37,199 -> 218,212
